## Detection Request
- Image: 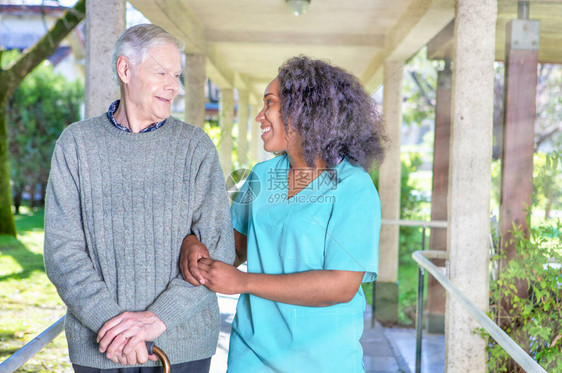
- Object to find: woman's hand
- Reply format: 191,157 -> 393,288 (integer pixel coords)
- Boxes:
198,258 -> 247,294
180,235 -> 210,286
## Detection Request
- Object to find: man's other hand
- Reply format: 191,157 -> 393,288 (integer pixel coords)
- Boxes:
97,311 -> 166,365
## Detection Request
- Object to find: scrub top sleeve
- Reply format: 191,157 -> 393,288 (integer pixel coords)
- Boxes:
230,172 -> 254,236
324,181 -> 381,282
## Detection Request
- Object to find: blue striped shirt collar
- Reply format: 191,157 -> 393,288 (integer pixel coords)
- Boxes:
107,100 -> 167,133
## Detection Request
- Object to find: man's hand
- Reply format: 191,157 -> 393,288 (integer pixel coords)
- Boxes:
180,235 -> 210,286
97,311 -> 166,365
198,258 -> 246,294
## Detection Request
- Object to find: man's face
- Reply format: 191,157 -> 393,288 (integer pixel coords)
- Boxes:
125,43 -> 182,124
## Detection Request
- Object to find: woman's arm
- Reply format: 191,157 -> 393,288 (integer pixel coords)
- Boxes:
198,259 -> 364,307
180,229 -> 247,285
233,229 -> 247,267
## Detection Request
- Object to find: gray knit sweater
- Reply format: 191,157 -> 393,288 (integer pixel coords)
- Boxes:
44,114 -> 235,368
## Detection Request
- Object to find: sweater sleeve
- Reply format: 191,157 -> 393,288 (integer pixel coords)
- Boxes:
147,131 -> 235,329
43,132 -> 123,333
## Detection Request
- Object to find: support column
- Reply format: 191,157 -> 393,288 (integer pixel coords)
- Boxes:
446,0 -> 496,371
184,53 -> 206,128
499,1 -> 539,291
85,0 -> 125,118
375,61 -> 403,325
219,88 -> 235,176
427,61 -> 451,334
250,103 -> 261,164
237,90 -> 250,166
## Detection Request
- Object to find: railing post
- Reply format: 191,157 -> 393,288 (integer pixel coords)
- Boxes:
415,267 -> 424,373
415,226 -> 426,373
372,281 -> 376,328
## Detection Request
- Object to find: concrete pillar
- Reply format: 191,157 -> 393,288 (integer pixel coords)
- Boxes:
219,88 -> 235,176
85,0 -> 125,118
184,53 -> 206,128
499,3 -> 539,291
446,0 -> 496,371
250,103 -> 262,165
427,61 -> 452,334
237,90 -> 250,166
375,61 -> 403,325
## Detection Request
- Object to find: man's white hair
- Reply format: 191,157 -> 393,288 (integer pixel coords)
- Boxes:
111,24 -> 183,85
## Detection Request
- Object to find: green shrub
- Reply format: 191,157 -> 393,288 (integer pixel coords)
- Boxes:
483,152 -> 562,372
485,219 -> 561,372
7,52 -> 83,213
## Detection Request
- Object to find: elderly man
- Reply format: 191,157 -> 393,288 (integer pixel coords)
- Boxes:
44,24 -> 234,372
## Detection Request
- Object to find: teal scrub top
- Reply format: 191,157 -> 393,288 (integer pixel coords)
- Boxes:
227,154 -> 381,372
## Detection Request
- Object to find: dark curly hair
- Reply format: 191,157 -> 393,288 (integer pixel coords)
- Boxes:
277,56 -> 388,171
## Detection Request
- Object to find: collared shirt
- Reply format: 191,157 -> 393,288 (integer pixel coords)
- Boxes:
107,100 -> 166,133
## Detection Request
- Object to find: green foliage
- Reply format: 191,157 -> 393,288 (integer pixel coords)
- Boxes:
484,219 -> 561,372
533,151 -> 562,221
402,49 -> 439,129
483,153 -> 562,371
6,52 -> 83,213
536,65 -> 562,152
490,158 -> 502,218
203,119 -> 222,148
491,151 -> 561,225
372,153 -> 428,264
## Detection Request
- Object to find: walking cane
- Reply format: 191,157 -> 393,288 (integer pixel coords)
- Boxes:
146,341 -> 171,373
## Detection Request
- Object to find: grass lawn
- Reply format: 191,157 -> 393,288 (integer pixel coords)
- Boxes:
0,207 -> 71,372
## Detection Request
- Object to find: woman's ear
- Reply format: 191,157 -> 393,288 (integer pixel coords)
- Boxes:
116,55 -> 131,85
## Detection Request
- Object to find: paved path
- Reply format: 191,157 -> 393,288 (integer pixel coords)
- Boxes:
210,294 -> 445,373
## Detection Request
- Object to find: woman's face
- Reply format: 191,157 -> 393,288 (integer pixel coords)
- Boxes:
256,78 -> 290,153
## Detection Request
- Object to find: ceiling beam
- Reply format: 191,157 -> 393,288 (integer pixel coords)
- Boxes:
205,45 -> 235,89
235,73 -> 261,105
205,30 -> 385,48
361,0 -> 454,92
131,0 -> 243,91
129,0 -> 206,54
427,20 -> 454,60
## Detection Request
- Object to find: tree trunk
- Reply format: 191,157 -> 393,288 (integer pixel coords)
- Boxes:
40,182 -> 47,207
0,0 -> 85,236
13,183 -> 24,216
0,100 -> 17,234
29,182 -> 36,210
544,197 -> 551,220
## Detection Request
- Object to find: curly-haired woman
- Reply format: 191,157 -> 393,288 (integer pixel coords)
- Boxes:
181,56 -> 387,372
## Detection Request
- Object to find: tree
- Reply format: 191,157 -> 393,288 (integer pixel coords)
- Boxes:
0,0 -> 85,236
6,52 -> 84,214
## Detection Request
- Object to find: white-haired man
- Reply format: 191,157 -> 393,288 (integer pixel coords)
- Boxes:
44,24 -> 234,372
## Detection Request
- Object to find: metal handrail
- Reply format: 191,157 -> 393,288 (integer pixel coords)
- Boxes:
0,316 -> 65,372
413,250 -> 547,373
381,219 -> 448,228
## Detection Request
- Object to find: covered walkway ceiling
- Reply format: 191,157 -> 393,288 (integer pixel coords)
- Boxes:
129,0 -> 562,98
